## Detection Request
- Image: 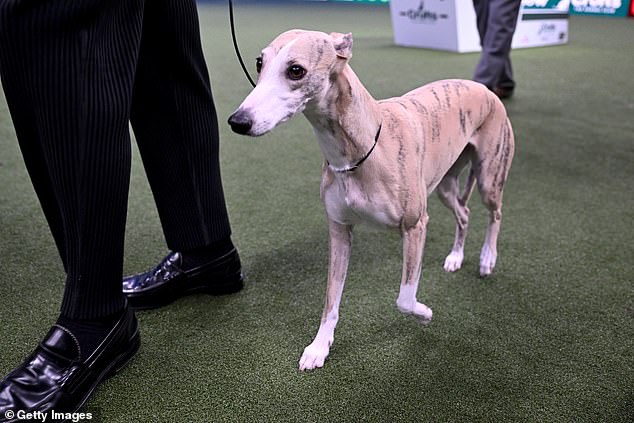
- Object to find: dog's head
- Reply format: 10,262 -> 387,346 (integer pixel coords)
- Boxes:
228,29 -> 353,137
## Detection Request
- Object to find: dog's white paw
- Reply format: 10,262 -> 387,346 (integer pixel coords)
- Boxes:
412,302 -> 433,325
398,299 -> 433,326
299,342 -> 330,371
443,251 -> 464,272
479,246 -> 497,277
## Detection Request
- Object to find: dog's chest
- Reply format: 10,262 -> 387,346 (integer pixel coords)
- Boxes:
322,175 -> 401,228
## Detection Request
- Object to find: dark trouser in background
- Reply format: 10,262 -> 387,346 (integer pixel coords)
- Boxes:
0,0 -> 231,320
473,0 -> 522,91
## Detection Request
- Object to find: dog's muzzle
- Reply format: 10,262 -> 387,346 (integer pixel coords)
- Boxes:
228,110 -> 253,135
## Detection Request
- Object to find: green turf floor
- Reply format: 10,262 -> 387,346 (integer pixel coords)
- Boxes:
1,3 -> 633,422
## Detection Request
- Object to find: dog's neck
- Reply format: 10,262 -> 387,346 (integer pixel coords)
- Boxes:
303,65 -> 382,172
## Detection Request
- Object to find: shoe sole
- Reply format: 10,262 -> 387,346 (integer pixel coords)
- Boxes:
127,271 -> 244,311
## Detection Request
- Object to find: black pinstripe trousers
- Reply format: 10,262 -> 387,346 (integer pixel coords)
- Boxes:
0,0 -> 232,319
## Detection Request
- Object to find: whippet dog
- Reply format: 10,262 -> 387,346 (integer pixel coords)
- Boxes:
228,30 -> 515,371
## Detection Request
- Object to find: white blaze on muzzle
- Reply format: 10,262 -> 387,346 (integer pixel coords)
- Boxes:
233,39 -> 309,136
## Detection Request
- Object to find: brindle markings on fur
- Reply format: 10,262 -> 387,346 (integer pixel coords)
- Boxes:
459,109 -> 467,137
430,87 -> 441,107
465,109 -> 473,129
331,67 -> 376,161
395,111 -> 409,219
311,39 -> 327,68
432,115 -> 441,143
426,88 -> 444,143
442,82 -> 453,109
405,98 -> 430,118
394,99 -> 412,113
492,122 -> 512,192
451,80 -> 469,97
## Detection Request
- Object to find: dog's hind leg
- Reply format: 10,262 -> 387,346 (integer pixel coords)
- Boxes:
437,145 -> 476,272
472,118 -> 515,277
396,216 -> 433,325
299,220 -> 352,371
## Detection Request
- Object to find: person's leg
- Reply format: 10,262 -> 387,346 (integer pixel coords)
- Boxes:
123,0 -> 243,309
130,0 -> 232,253
0,0 -> 143,343
473,0 -> 490,43
473,0 -> 521,91
497,49 -> 516,92
473,0 -> 493,88
0,0 -> 145,417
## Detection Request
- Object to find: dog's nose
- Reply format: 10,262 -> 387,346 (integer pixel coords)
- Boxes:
228,110 -> 253,135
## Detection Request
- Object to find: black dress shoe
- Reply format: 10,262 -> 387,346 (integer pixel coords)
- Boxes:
0,308 -> 139,423
493,85 -> 514,99
122,248 -> 244,310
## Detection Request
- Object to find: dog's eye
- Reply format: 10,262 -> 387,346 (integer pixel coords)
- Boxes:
256,57 -> 263,74
287,64 -> 306,81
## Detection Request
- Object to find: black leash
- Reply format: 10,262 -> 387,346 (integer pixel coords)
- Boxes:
229,0 -> 256,88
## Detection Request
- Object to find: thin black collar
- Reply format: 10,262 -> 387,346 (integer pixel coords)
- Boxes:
328,123 -> 382,173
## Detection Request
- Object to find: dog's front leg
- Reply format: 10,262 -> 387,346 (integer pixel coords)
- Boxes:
396,215 -> 433,325
299,220 -> 352,371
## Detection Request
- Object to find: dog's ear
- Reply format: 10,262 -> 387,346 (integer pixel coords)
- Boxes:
330,32 -> 353,60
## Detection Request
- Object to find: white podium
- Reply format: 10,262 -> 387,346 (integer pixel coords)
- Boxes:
389,0 -> 570,53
